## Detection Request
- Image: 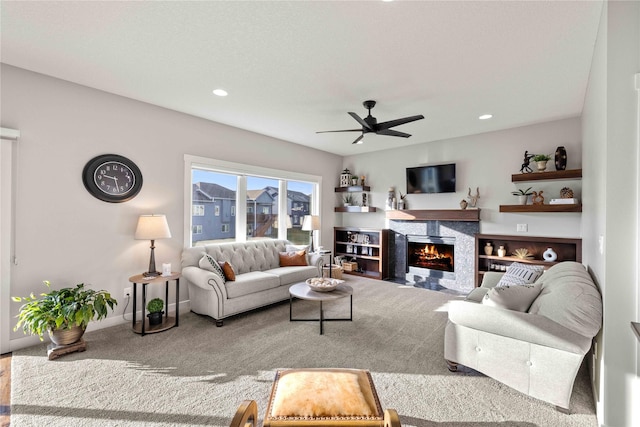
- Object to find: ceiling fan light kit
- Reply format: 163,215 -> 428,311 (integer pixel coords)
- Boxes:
317,100 -> 424,144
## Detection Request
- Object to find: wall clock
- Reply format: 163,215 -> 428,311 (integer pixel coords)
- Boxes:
82,154 -> 143,203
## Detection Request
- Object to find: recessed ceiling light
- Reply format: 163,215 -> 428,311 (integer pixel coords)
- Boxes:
479,114 -> 493,120
212,89 -> 228,97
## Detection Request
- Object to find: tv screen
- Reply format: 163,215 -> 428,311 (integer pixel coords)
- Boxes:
406,163 -> 456,194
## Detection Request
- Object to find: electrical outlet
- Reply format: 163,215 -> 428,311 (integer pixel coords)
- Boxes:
516,224 -> 528,232
124,287 -> 131,299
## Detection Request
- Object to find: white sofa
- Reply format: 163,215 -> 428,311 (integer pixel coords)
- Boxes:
182,240 -> 322,326
444,261 -> 602,410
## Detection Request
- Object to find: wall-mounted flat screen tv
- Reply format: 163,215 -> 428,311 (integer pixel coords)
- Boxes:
406,163 -> 456,194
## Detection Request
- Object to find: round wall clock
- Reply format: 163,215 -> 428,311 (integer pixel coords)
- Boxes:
82,154 -> 143,203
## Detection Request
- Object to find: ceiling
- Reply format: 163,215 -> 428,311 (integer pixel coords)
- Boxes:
1,1 -> 603,156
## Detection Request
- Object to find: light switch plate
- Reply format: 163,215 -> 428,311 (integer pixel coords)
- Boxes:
516,224 -> 528,232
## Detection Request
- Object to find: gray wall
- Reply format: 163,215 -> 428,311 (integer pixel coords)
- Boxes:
582,2 -> 640,426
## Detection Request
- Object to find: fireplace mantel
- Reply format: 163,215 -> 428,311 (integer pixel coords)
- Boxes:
386,209 -> 480,222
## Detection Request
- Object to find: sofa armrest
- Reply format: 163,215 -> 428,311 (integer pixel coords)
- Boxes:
448,300 -> 591,354
182,266 -> 227,298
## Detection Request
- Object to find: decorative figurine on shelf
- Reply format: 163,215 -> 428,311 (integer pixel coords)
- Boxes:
385,187 -> 396,210
555,146 -> 567,171
459,199 -> 468,210
467,187 -> 480,208
484,242 -> 494,256
360,175 -> 366,186
497,245 -> 506,257
532,190 -> 545,205
520,151 -> 535,173
340,169 -> 352,187
362,193 -> 368,207
560,187 -> 574,199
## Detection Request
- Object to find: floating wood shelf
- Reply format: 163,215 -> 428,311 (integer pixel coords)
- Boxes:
385,209 -> 480,221
334,185 -> 371,192
335,206 -> 377,213
511,169 -> 582,182
499,204 -> 582,213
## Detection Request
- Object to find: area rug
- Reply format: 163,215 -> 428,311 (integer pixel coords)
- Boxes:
11,276 -> 597,426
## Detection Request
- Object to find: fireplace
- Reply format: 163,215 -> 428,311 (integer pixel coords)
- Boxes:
388,217 -> 479,294
407,236 -> 455,273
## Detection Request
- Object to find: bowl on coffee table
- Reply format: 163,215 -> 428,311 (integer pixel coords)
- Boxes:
306,277 -> 344,292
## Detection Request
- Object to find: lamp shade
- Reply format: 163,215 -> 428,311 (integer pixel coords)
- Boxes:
135,215 -> 172,240
301,215 -> 320,231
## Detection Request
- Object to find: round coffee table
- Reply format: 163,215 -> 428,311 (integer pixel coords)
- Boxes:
289,282 -> 353,335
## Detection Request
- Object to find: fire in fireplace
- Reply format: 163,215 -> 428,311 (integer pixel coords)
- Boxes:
407,238 -> 455,273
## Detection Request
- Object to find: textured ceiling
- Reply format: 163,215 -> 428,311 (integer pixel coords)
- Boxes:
1,1 -> 603,156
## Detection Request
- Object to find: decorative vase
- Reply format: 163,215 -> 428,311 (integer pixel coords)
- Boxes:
49,325 -> 86,346
484,242 -> 493,256
386,187 -> 395,210
460,199 -> 468,210
397,200 -> 405,210
555,146 -> 567,171
536,160 -> 548,172
362,193 -> 367,207
497,246 -> 506,257
351,177 -> 358,186
543,247 -> 558,262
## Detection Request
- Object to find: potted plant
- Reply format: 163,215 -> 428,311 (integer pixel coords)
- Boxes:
351,175 -> 359,186
343,194 -> 355,206
146,298 -> 164,326
511,187 -> 533,205
532,154 -> 552,171
12,281 -> 117,345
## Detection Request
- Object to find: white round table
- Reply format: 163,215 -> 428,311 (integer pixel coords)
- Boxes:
288,282 -> 353,335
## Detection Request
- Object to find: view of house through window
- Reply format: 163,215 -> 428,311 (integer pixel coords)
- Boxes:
190,166 -> 316,247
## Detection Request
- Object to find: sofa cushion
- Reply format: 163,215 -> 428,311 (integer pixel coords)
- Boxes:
528,262 -> 602,338
266,265 -> 319,284
225,271 -> 281,299
496,262 -> 544,287
199,254 -> 226,284
482,283 -> 542,312
279,250 -> 308,266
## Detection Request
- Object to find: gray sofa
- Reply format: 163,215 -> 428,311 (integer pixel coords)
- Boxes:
182,240 -> 322,326
444,261 -> 602,410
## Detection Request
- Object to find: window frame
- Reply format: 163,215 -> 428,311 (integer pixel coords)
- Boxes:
184,155 -> 322,248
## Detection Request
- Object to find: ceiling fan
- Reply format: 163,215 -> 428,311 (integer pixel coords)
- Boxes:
317,100 -> 425,144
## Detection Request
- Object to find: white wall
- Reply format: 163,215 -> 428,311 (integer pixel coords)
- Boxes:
582,1 -> 640,426
1,65 -> 342,350
339,117 -> 583,238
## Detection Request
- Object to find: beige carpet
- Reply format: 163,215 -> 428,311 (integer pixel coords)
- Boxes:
11,276 -> 597,426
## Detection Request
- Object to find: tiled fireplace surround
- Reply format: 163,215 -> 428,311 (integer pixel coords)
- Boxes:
388,211 -> 479,294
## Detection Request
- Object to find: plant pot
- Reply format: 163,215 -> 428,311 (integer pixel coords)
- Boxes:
49,325 -> 85,346
536,160 -> 548,172
518,195 -> 528,205
147,311 -> 164,326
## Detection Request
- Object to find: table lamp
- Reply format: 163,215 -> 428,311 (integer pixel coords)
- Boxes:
301,215 -> 320,253
135,214 -> 172,277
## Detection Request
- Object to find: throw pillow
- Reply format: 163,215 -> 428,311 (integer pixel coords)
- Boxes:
199,253 -> 226,284
496,262 -> 544,287
482,283 -> 542,312
279,250 -> 308,267
218,261 -> 236,281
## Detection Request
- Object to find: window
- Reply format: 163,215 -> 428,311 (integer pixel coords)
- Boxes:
185,155 -> 321,247
192,205 -> 205,216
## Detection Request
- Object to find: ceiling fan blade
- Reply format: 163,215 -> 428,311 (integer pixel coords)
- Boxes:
348,112 -> 373,130
316,129 -> 362,134
352,134 -> 364,144
377,129 -> 411,138
376,115 -> 425,131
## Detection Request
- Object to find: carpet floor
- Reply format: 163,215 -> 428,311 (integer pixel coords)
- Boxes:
11,276 -> 597,426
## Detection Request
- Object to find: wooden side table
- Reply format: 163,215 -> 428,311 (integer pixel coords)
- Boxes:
129,272 -> 180,336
